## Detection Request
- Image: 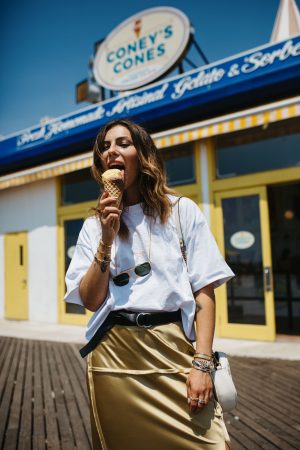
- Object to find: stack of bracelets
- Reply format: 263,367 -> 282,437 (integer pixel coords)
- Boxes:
94,240 -> 112,273
192,352 -> 215,373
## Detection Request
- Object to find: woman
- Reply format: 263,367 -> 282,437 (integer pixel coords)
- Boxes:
65,119 -> 234,450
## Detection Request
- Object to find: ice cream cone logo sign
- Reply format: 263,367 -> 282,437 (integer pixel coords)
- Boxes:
134,19 -> 142,39
93,7 -> 191,91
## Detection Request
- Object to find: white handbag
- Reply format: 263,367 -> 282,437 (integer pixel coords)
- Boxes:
211,352 -> 238,412
173,198 -> 238,412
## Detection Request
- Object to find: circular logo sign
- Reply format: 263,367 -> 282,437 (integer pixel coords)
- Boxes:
93,7 -> 191,91
230,231 -> 255,250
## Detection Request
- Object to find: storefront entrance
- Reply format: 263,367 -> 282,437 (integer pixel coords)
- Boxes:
215,182 -> 300,340
215,187 -> 276,340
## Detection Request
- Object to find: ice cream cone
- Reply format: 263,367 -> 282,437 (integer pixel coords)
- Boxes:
101,169 -> 124,207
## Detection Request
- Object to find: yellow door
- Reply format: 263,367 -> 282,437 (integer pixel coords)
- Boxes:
215,186 -> 276,340
5,232 -> 28,320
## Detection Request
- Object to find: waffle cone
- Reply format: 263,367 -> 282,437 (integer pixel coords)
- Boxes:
102,169 -> 124,206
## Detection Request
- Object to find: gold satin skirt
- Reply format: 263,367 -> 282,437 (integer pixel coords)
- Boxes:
87,321 -> 230,450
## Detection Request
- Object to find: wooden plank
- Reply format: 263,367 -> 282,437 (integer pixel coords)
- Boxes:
0,336 -> 12,375
231,367 -> 300,442
234,412 -> 296,450
0,337 -> 16,402
237,387 -> 300,442
40,341 -> 60,450
63,344 -> 90,416
56,343 -> 92,449
229,358 -> 300,449
69,343 -> 87,373
1,337 -> 300,450
3,339 -> 27,450
46,341 -> 74,450
0,339 -> 22,449
233,396 -> 299,449
231,362 -> 300,417
226,411 -> 279,449
18,340 -> 34,450
53,342 -> 91,450
32,340 -> 46,450
230,360 -> 300,424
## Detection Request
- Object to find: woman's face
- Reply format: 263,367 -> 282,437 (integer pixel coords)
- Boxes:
102,125 -> 140,193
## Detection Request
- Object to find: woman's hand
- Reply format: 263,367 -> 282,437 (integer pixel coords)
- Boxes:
99,192 -> 122,245
186,367 -> 213,413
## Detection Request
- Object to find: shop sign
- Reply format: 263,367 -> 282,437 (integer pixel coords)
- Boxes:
2,35 -> 300,157
93,7 -> 191,91
230,231 -> 255,250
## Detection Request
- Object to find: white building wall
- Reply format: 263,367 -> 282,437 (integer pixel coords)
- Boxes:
0,178 -> 57,322
0,235 -> 4,318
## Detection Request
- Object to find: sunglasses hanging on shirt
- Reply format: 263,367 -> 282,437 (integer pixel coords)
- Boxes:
113,220 -> 152,286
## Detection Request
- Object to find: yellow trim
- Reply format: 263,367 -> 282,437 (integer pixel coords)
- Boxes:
57,176 -> 94,326
205,139 -> 216,232
58,200 -> 97,218
212,166 -> 300,193
215,186 -> 275,341
194,141 -> 202,207
0,154 -> 93,190
57,212 -> 94,326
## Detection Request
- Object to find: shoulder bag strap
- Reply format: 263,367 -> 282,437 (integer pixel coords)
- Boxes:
173,197 -> 187,265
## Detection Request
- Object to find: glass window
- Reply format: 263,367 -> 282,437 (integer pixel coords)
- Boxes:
61,168 -> 100,205
64,218 -> 86,315
222,195 -> 266,325
216,131 -> 300,178
162,143 -> 195,186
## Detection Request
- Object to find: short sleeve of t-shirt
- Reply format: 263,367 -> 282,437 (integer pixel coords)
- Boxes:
179,197 -> 234,293
64,218 -> 95,305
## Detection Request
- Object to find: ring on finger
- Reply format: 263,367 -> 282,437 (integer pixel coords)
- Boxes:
189,397 -> 199,402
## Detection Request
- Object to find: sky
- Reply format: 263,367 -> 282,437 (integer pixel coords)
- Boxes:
0,0 -> 299,137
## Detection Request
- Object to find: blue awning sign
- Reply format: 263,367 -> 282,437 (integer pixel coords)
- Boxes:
1,36 -> 300,171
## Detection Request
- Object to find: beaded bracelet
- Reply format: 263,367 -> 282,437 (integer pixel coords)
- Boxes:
100,240 -> 112,249
96,242 -> 111,259
192,359 -> 214,373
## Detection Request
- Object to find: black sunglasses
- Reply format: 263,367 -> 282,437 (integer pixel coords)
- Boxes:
113,262 -> 151,286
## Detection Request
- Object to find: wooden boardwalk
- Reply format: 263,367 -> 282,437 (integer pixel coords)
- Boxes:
0,336 -> 300,449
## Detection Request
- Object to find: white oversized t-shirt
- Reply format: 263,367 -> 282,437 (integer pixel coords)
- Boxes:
65,196 -> 234,341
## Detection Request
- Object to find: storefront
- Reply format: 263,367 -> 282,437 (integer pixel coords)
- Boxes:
1,10 -> 300,340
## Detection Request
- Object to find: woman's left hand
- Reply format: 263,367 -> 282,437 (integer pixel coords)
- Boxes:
186,368 -> 213,413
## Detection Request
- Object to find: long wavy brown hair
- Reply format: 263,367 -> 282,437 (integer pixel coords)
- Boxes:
92,119 -> 177,238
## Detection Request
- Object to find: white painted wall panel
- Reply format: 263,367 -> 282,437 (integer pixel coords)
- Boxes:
0,179 -> 57,322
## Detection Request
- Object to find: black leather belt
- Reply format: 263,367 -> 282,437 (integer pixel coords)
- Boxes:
79,310 -> 181,358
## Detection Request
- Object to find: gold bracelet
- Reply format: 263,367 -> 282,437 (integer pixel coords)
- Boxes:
95,251 -> 111,262
96,249 -> 111,259
96,244 -> 111,258
193,352 -> 213,361
100,240 -> 112,249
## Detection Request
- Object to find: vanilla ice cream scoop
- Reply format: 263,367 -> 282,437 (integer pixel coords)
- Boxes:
101,168 -> 124,206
